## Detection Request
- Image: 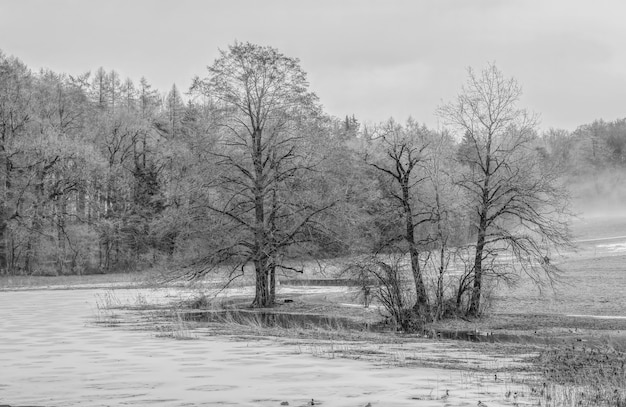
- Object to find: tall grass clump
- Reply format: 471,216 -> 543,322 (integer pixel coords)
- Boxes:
536,344 -> 626,406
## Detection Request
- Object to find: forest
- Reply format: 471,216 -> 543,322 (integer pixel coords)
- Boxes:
1,42 -> 625,322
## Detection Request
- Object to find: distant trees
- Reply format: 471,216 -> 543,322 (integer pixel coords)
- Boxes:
438,63 -> 571,316
558,119 -> 626,204
0,49 -> 183,276
0,52 -> 36,273
164,84 -> 185,138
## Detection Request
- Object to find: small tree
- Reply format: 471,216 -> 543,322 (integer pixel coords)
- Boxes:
421,131 -> 464,320
438,63 -> 571,317
347,254 -> 418,331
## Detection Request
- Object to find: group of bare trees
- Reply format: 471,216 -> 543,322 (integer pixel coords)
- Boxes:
347,64 -> 571,326
0,45 -> 574,324
177,46 -> 571,322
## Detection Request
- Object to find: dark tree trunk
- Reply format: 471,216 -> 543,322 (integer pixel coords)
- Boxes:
252,258 -> 273,307
467,141 -> 492,318
56,196 -> 67,275
468,230 -> 485,317
435,244 -> 445,319
268,188 -> 278,305
0,151 -> 10,274
409,244 -> 429,316
251,128 -> 274,307
0,219 -> 7,274
401,181 -> 429,318
269,264 -> 276,302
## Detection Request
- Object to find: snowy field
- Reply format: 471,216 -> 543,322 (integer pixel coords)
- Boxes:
0,288 -> 529,407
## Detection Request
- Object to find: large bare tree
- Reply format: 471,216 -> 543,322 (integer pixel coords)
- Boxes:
438,63 -> 571,317
191,42 -> 329,307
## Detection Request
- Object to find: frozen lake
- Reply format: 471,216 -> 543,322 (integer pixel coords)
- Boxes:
0,288 -> 520,406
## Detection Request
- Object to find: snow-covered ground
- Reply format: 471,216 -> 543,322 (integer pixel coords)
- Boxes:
0,288 -> 530,406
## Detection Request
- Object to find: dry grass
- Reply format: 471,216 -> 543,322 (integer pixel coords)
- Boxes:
92,289 -> 124,326
154,312 -> 199,340
533,343 -> 626,406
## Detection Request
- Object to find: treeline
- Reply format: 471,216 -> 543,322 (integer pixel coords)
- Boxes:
0,44 -> 622,318
541,119 -> 626,205
0,51 -> 190,275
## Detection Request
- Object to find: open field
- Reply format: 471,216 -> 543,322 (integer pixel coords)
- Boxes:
0,270 -> 155,290
455,213 -> 626,338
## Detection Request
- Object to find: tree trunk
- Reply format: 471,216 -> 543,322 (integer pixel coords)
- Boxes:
468,231 -> 485,317
251,128 -> 273,307
56,196 -> 67,275
435,244 -> 445,320
269,264 -> 276,303
434,188 -> 446,320
252,258 -> 272,307
468,168 -> 491,317
268,188 -> 278,305
0,149 -> 9,273
409,245 -> 429,316
0,219 -> 7,274
467,132 -> 493,318
401,182 -> 429,318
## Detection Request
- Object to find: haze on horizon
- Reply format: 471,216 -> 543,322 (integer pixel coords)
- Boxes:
1,0 -> 624,132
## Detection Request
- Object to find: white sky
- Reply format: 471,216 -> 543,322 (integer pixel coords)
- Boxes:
1,0 -> 625,132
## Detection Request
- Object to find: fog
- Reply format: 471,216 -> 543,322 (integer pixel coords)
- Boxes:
569,168 -> 626,219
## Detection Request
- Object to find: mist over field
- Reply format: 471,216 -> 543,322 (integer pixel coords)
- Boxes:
537,118 -> 626,236
571,170 -> 626,213
568,170 -> 626,243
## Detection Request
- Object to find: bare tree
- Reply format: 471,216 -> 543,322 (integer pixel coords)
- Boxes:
421,131 -> 463,320
438,63 -> 571,317
190,42 -> 329,307
347,254 -> 417,331
367,119 -> 433,321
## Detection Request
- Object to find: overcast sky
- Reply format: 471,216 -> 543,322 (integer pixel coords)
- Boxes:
1,0 -> 624,132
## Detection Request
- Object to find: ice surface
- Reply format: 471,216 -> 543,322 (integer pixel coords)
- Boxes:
0,289 -> 523,406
